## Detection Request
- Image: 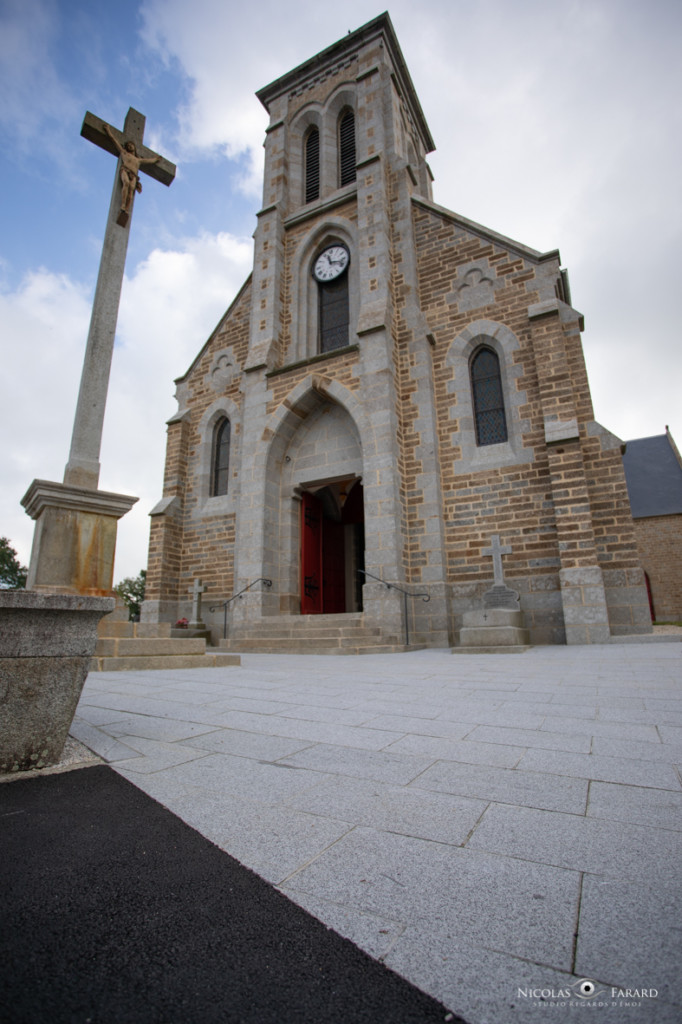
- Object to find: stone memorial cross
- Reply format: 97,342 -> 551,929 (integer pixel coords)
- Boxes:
482,534 -> 512,587
189,578 -> 208,628
64,108 -> 176,491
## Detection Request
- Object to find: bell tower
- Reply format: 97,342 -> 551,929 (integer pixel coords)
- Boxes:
245,12 -> 435,371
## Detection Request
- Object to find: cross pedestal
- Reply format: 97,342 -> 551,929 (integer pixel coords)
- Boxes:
22,108 -> 176,595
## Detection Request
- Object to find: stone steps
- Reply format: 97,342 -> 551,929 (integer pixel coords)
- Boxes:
221,640 -> 425,656
89,600 -> 241,671
220,613 -> 421,655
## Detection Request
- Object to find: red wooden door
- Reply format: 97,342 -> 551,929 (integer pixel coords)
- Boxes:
301,492 -> 322,614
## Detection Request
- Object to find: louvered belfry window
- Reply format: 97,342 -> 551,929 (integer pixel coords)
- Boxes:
305,128 -> 320,203
471,347 -> 508,446
339,111 -> 356,187
211,417 -> 231,495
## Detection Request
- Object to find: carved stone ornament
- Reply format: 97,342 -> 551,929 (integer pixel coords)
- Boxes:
207,348 -> 238,392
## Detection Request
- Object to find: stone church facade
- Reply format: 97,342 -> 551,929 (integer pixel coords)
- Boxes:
142,13 -> 651,648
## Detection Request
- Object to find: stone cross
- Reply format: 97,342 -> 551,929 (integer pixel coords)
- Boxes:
189,578 -> 207,628
482,535 -> 512,587
63,108 -> 176,491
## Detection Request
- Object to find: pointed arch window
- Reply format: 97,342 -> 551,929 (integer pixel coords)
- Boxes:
338,110 -> 356,187
471,346 -> 508,446
211,417 -> 231,495
305,127 -> 320,203
319,274 -> 349,353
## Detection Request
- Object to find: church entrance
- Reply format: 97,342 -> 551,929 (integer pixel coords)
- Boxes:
300,480 -> 364,614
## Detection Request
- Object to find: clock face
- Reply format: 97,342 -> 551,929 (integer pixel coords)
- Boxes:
313,244 -> 350,283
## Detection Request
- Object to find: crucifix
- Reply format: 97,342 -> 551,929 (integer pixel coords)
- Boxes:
63,108 -> 176,491
482,534 -> 512,587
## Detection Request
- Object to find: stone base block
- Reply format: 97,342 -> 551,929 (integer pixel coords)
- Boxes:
0,591 -> 114,773
459,625 -> 531,647
458,606 -> 530,649
22,480 -> 137,595
462,609 -> 525,629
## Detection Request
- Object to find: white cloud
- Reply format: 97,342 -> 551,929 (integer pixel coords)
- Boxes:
0,268 -> 90,567
1,231 -> 253,580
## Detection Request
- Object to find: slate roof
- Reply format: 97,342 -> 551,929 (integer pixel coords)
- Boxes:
622,432 -> 682,518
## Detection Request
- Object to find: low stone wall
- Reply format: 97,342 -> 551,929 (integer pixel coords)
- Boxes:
0,591 -> 114,773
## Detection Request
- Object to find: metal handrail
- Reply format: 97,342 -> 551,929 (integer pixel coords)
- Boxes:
357,569 -> 430,646
210,578 -> 272,639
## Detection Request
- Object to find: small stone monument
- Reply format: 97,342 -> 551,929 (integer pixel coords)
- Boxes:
189,579 -> 207,628
171,579 -> 211,640
456,535 -> 531,652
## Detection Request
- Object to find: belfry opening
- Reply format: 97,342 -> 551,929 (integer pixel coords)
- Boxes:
300,479 -> 364,614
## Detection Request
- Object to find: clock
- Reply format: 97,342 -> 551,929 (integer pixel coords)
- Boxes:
312,244 -> 350,282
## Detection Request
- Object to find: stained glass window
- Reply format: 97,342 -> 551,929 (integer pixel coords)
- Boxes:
212,417 -> 231,495
471,347 -> 508,446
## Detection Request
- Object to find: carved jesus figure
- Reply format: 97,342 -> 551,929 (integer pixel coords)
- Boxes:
103,122 -> 160,222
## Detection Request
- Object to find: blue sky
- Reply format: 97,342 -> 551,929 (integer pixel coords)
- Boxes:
2,0 -> 681,582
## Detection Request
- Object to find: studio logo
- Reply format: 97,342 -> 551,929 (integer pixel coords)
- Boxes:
517,976 -> 659,1010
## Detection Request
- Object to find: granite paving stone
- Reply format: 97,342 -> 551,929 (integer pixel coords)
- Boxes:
104,736 -> 214,774
383,733 -> 527,768
188,728 -> 315,762
362,714 -> 478,740
278,743 -> 436,785
412,760 -> 589,813
590,736 -> 682,762
155,751 -> 331,805
540,716 -> 661,741
466,802 -> 682,880
69,719 -> 143,763
517,748 -> 681,789
287,773 -> 488,845
105,714 -> 221,743
466,724 -> 591,753
587,780 -> 682,830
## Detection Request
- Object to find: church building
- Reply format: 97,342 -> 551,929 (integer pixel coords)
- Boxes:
141,13 -> 652,650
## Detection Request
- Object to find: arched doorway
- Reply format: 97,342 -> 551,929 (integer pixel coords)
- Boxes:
301,479 -> 364,614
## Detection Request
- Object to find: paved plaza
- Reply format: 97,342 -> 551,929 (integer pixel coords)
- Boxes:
71,643 -> 682,1024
